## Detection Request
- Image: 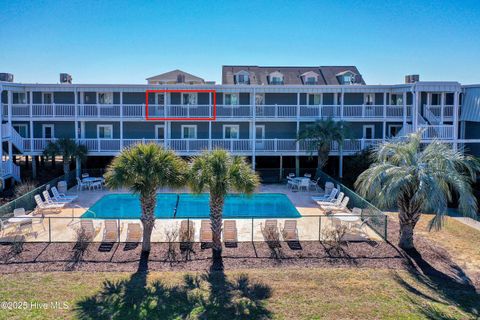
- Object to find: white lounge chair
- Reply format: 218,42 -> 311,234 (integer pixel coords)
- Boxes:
42,190 -> 70,205
311,188 -> 338,202
34,194 -> 64,213
51,186 -> 78,202
316,192 -> 344,206
322,196 -> 350,212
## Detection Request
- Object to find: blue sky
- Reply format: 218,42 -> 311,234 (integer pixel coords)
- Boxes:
1,0 -> 479,84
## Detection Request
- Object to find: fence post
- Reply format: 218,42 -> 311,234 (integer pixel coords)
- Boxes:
118,219 -> 121,242
48,217 -> 51,242
251,218 -> 254,243
384,215 -> 388,241
318,216 -> 322,241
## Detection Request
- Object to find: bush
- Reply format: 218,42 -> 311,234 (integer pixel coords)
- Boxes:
14,180 -> 37,198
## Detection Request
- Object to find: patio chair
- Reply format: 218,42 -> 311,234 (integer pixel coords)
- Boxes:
42,190 -> 70,205
34,195 -> 64,213
298,178 -> 309,192
126,223 -> 142,243
311,188 -> 338,202
80,219 -> 98,240
51,186 -> 78,202
179,220 -> 195,243
102,220 -> 119,242
261,219 -> 279,241
76,177 -> 89,191
316,192 -> 344,206
81,173 -> 89,179
281,220 -> 299,241
200,220 -> 213,243
287,176 -> 297,189
309,178 -> 321,192
90,180 -> 103,191
223,220 -> 238,244
322,196 -> 349,212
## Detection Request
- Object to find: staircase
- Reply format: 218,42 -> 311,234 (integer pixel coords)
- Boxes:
2,124 -> 24,153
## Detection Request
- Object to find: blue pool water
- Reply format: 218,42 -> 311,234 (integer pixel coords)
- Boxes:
82,193 -> 300,219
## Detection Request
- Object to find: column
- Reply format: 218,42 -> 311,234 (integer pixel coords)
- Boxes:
453,91 -> 460,151
252,88 -> 256,170
383,92 -> 387,140
7,91 -> 13,173
340,90 -> 344,119
119,91 -> 123,150
74,89 -> 78,142
32,155 -> 37,179
29,91 -> 34,153
75,157 -> 81,178
440,92 -> 445,124
208,92 -> 212,151
279,155 -> 283,182
402,92 -> 407,131
0,89 -> 3,153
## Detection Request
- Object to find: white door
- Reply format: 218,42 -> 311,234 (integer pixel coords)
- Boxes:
255,125 -> 265,149
42,124 -> 54,139
155,125 -> 165,140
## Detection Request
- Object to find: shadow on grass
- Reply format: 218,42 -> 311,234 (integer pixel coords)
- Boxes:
395,248 -> 480,319
75,251 -> 272,320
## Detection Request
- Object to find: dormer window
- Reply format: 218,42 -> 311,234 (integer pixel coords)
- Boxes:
336,70 -> 357,85
234,70 -> 250,84
269,71 -> 284,85
301,71 -> 319,85
343,74 -> 353,84
305,77 -> 317,85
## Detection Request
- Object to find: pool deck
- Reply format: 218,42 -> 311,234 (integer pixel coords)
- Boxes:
0,184 -> 382,243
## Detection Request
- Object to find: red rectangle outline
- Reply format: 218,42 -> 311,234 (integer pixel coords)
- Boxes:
145,89 -> 216,121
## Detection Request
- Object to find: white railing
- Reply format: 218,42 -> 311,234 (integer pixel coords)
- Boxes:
0,161 -> 20,179
419,125 -> 454,140
2,103 -> 414,119
1,124 -> 24,152
423,104 -> 454,121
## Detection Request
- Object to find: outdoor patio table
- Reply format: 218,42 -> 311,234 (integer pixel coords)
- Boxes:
82,177 -> 103,183
336,216 -> 360,229
7,216 -> 33,224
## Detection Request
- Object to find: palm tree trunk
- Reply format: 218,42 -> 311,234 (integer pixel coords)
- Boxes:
63,156 -> 70,178
398,210 -> 420,250
316,144 -> 330,177
210,194 -> 224,270
140,189 -> 157,252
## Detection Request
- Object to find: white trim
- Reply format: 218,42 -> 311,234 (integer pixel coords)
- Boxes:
42,124 -> 55,139
155,125 -> 165,139
181,125 -> 197,139
255,125 -> 265,139
363,125 -> 375,139
97,124 -> 113,139
223,124 -> 240,139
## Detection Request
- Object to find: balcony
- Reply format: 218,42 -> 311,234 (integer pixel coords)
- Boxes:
3,104 -> 413,120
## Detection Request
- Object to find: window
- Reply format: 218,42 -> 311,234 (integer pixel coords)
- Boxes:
305,77 -> 317,85
255,125 -> 265,139
270,76 -> 283,85
13,124 -> 28,138
237,74 -> 248,84
182,93 -> 197,105
224,94 -> 239,106
13,93 -> 27,104
388,125 -> 403,138
156,93 -> 165,105
390,94 -> 403,105
42,93 -> 53,104
364,93 -> 374,105
343,75 -> 353,84
308,94 -> 321,105
181,125 -> 197,139
363,125 -> 375,139
42,124 -> 54,139
98,92 -> 113,104
155,125 -> 165,139
223,125 -> 240,139
255,93 -> 265,105
97,125 -> 113,139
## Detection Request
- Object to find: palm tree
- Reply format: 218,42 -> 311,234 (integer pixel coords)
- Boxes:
105,143 -> 187,252
298,118 -> 348,177
43,138 -> 88,177
188,149 -> 259,269
355,131 -> 479,250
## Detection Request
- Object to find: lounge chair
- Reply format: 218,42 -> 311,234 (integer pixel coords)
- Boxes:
179,220 -> 194,243
261,219 -> 279,241
316,192 -> 344,206
102,220 -> 119,242
223,220 -> 237,243
322,196 -> 350,212
34,195 -> 64,213
80,219 -> 97,240
311,188 -> 338,202
200,220 -> 212,243
126,223 -> 142,243
42,190 -> 70,205
51,186 -> 78,202
281,220 -> 299,241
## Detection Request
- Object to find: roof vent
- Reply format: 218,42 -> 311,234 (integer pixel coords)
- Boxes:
0,73 -> 14,82
60,73 -> 72,84
405,74 -> 419,84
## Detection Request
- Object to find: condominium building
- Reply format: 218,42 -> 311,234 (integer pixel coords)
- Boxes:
1,66 -> 479,185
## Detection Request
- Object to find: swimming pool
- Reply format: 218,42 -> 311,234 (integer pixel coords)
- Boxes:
81,193 -> 301,219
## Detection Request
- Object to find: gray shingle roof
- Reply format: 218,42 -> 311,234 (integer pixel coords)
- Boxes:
146,69 -> 204,83
222,65 -> 365,85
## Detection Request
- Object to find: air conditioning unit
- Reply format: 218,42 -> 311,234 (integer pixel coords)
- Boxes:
405,74 -> 420,84
0,73 -> 14,82
60,73 -> 72,84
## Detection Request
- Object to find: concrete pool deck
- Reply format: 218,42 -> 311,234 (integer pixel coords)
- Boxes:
0,184 -> 383,243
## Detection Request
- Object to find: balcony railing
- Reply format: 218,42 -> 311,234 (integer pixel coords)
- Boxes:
22,138 -> 387,154
3,103 -> 413,120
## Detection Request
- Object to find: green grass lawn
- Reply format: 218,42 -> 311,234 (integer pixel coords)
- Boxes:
0,268 -> 478,320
